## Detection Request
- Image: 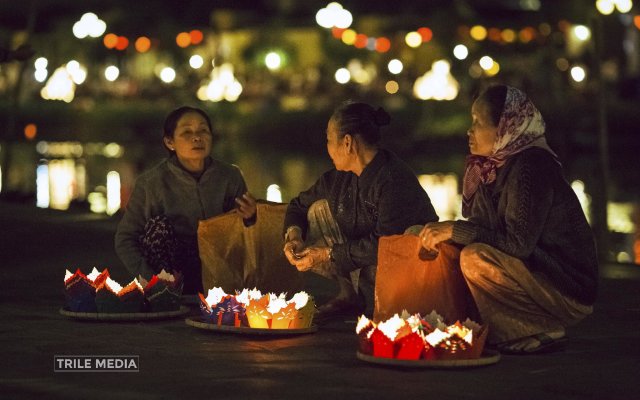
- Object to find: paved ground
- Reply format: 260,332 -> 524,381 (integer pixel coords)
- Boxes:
1,200 -> 639,400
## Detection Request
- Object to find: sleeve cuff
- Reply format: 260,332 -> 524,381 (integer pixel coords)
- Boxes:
452,220 -> 477,245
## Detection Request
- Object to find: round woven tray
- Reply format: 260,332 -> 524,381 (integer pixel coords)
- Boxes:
356,349 -> 500,368
185,316 -> 318,335
59,306 -> 190,321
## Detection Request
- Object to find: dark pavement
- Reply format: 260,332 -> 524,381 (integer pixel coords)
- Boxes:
1,200 -> 639,400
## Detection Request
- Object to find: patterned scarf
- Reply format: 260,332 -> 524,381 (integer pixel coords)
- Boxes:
461,86 -> 557,218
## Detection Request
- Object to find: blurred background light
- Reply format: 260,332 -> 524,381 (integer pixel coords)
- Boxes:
265,52 -> 282,70
385,80 -> 399,94
266,184 -> 282,203
335,67 -> 350,84
453,44 -> 468,60
160,67 -> 176,83
571,65 -> 587,82
387,59 -> 403,74
104,66 -> 119,81
405,31 -> 422,48
72,12 -> 106,39
189,55 -> 204,69
135,37 -> 151,53
413,60 -> 459,100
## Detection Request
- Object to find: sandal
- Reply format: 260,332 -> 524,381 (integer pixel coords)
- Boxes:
497,333 -> 569,355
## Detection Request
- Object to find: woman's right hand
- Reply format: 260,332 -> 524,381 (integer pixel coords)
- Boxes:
284,239 -> 305,266
419,221 -> 454,253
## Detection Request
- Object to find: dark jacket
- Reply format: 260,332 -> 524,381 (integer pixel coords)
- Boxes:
452,148 -> 598,305
284,149 -> 438,274
115,155 -> 248,280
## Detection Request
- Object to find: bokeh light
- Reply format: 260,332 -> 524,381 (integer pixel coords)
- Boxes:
405,31 -> 422,48
453,44 -> 468,60
335,68 -> 350,84
160,67 -> 176,83
24,123 -> 37,140
387,59 -> 403,74
570,65 -> 586,82
190,30 -> 203,45
470,25 -> 487,40
135,37 -> 151,53
265,52 -> 282,70
176,32 -> 191,48
385,80 -> 399,94
105,66 -> 119,81
189,55 -> 204,69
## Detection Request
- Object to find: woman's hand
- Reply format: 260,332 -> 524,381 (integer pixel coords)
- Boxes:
284,239 -> 305,266
419,221 -> 454,253
290,246 -> 331,272
235,192 -> 257,220
283,226 -> 304,266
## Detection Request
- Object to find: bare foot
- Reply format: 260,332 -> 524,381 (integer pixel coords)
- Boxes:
498,329 -> 566,354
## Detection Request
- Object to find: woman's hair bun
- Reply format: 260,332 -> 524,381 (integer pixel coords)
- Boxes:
373,107 -> 391,127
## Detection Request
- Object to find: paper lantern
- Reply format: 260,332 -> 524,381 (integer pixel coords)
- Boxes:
63,267 -> 109,312
144,270 -> 183,312
95,277 -> 145,313
356,310 -> 488,360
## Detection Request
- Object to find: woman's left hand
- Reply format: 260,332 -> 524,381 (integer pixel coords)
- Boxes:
291,246 -> 331,272
235,192 -> 257,220
419,221 -> 455,252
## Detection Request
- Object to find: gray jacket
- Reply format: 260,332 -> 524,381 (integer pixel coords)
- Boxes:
115,155 -> 247,279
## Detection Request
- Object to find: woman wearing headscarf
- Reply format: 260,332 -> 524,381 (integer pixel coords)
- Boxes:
283,101 -> 438,322
419,85 -> 598,354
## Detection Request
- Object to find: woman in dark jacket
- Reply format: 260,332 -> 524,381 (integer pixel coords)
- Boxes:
419,85 -> 598,354
283,101 -> 438,322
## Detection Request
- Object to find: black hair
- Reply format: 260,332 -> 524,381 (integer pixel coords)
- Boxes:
330,100 -> 390,146
476,85 -> 508,127
162,106 -> 212,151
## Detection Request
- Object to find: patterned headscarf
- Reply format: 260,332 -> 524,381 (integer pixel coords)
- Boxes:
461,86 -> 557,217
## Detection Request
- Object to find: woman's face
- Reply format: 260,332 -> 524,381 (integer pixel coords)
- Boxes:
326,118 -> 350,171
165,112 -> 212,162
468,99 -> 498,156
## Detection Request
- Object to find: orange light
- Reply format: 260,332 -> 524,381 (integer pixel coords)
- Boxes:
519,27 -> 535,43
332,27 -> 345,39
24,123 -> 37,140
457,25 -> 469,39
190,30 -> 203,45
488,28 -> 502,42
417,27 -> 433,42
634,16 -> 640,30
176,32 -> 191,48
135,37 -> 151,53
115,36 -> 129,51
375,37 -> 391,53
103,33 -> 118,49
354,34 -> 368,48
557,20 -> 570,32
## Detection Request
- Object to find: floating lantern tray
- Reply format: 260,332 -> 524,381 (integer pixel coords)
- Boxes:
185,316 -> 318,336
59,306 -> 190,321
356,349 -> 500,368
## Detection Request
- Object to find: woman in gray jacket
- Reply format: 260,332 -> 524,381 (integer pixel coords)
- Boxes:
115,106 -> 256,294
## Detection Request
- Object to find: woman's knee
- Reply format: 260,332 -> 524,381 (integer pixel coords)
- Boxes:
459,243 -> 493,278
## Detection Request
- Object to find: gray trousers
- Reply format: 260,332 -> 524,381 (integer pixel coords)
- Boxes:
306,200 -> 376,313
459,243 -> 593,343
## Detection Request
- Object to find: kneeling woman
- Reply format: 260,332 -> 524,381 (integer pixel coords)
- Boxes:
283,101 -> 438,322
115,106 -> 256,294
419,85 -> 598,354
